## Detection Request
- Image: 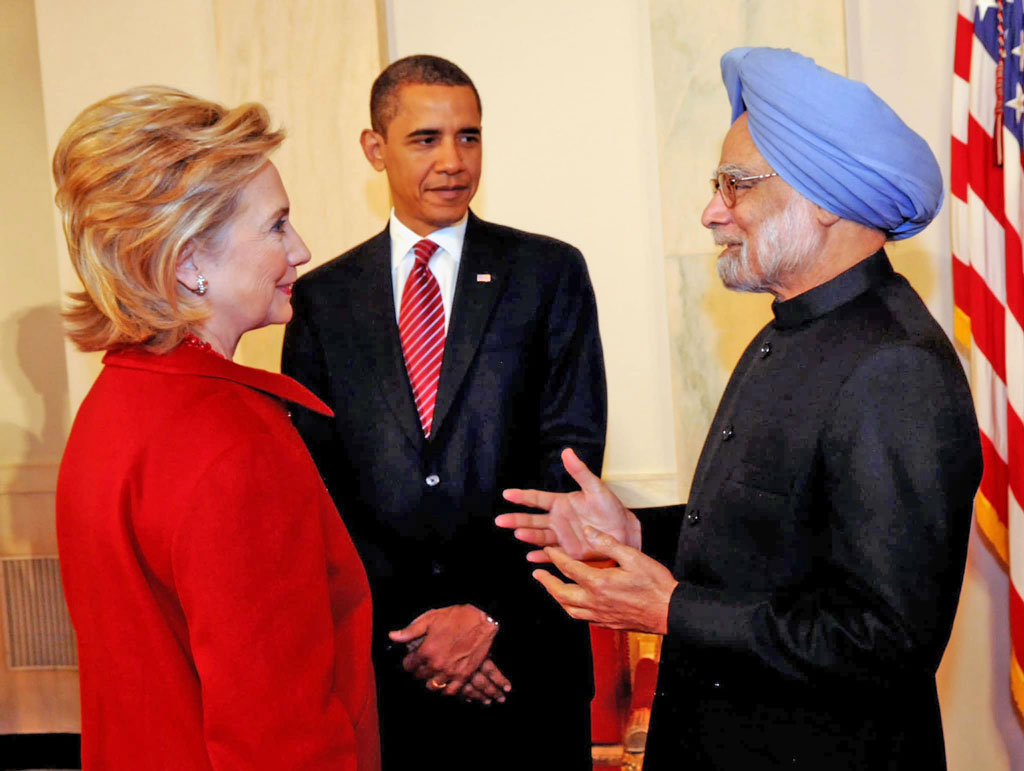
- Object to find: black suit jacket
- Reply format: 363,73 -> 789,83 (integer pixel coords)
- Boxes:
282,212 -> 606,763
638,251 -> 982,770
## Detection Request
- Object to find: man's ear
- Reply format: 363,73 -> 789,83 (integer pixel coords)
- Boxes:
814,205 -> 841,228
175,242 -> 202,293
360,129 -> 387,171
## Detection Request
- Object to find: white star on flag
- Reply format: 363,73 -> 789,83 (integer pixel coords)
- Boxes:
1007,82 -> 1024,122
976,0 -> 1000,17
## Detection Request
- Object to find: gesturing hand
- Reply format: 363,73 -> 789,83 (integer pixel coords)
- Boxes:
388,604 -> 508,700
497,447 -> 642,561
534,526 -> 678,635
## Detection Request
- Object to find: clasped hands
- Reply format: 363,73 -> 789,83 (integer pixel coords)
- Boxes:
389,448 -> 678,704
389,603 -> 510,704
495,448 -> 678,636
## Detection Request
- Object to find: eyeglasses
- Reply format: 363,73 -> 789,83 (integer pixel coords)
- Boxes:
710,172 -> 779,207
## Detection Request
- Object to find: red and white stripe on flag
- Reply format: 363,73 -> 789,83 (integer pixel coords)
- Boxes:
952,0 -> 1024,716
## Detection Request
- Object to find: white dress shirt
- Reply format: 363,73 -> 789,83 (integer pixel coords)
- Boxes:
389,210 -> 468,333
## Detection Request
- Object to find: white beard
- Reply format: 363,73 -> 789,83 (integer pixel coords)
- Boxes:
715,196 -> 824,295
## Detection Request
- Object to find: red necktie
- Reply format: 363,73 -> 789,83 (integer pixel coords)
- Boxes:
399,239 -> 445,437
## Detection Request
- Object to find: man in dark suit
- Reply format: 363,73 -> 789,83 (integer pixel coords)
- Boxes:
282,55 -> 605,770
498,47 -> 983,770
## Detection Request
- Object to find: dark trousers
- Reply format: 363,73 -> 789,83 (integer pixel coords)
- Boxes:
376,663 -> 591,770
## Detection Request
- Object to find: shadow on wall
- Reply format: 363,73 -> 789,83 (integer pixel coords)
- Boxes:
936,519 -> 1024,769
0,305 -> 80,737
977,528 -> 1024,751
0,304 -> 69,555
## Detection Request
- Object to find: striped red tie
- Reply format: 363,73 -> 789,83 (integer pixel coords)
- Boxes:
399,239 -> 445,437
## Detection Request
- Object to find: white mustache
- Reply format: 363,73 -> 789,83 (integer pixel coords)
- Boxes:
711,229 -> 743,247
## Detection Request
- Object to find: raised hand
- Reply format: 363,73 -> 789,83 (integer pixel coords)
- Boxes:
533,526 -> 677,635
497,448 -> 642,561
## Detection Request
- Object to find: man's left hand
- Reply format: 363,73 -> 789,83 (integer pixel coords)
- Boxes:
388,604 -> 502,697
535,526 -> 678,635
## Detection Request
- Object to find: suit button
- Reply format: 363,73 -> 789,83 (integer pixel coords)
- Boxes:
721,425 -> 734,441
760,341 -> 772,358
425,474 -> 440,487
431,561 -> 443,576
686,510 -> 700,526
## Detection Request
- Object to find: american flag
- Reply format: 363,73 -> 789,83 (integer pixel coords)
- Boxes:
952,0 -> 1024,715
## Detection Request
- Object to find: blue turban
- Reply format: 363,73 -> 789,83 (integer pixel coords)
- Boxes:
720,47 -> 943,240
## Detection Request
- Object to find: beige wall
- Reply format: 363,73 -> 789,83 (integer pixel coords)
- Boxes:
34,0 -> 221,417
386,0 -> 680,506
0,0 -> 76,734
649,0 -> 847,494
212,0 -> 389,372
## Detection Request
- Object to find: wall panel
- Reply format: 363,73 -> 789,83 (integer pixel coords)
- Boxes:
648,0 -> 847,491
386,0 -> 679,504
211,0 -> 389,372
1,0 -> 77,733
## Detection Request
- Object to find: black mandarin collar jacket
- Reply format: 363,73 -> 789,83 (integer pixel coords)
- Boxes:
641,249 -> 982,770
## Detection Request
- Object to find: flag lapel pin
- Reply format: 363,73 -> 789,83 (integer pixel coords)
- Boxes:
476,273 -> 492,283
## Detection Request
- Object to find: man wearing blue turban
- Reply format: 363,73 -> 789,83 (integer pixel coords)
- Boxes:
497,47 -> 982,769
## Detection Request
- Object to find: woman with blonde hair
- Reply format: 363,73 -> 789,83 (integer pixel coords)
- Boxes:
54,86 -> 379,770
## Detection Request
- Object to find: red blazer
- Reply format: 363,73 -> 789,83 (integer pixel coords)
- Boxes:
57,344 -> 379,771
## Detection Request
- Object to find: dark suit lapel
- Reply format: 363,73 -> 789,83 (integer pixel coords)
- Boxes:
355,229 -> 426,452
431,213 -> 503,438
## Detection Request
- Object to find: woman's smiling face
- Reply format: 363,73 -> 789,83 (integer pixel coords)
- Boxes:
186,162 -> 310,354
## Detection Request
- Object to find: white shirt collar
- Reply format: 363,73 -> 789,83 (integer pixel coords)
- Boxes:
388,209 -> 469,271
388,210 -> 469,330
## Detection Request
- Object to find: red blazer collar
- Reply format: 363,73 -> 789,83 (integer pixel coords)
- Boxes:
102,344 -> 333,417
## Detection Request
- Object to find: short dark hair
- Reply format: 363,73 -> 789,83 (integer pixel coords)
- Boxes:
370,55 -> 481,135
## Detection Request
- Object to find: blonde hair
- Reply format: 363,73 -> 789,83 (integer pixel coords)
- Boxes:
52,86 -> 285,352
